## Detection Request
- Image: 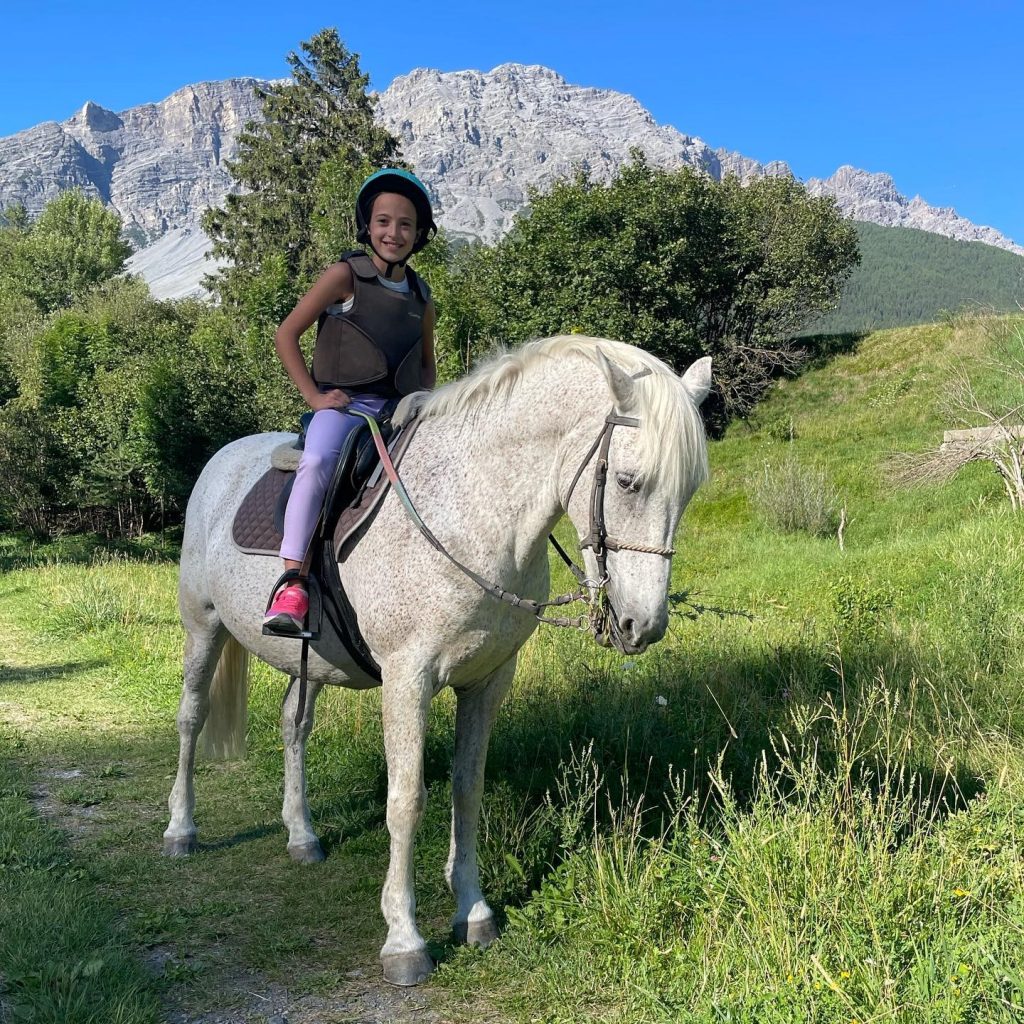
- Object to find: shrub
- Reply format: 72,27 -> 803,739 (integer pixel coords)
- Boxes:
827,571 -> 896,641
751,455 -> 841,537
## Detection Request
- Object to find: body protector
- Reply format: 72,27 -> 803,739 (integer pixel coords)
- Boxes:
311,251 -> 431,398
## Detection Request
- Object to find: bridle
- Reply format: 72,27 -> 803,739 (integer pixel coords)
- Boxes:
545,408 -> 675,644
354,372 -> 676,646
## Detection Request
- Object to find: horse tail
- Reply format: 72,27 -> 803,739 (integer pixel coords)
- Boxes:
198,634 -> 250,760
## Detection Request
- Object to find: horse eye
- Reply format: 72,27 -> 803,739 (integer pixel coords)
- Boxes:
616,472 -> 639,493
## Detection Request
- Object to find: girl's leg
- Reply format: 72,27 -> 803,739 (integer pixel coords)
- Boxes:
267,396 -> 393,628
280,408 -> 358,563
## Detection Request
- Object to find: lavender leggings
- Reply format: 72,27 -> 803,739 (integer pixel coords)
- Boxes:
280,394 -> 391,562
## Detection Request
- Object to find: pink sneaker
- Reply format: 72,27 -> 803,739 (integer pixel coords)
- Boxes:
263,583 -> 309,633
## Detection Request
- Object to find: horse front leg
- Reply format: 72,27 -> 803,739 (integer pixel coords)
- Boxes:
281,674 -> 326,863
379,660 -> 435,986
448,658 -> 516,947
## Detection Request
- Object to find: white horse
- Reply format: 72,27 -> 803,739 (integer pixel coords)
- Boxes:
164,335 -> 711,985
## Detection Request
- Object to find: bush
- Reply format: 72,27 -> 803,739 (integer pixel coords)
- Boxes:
0,279 -> 270,536
0,397 -> 72,535
751,455 -> 841,537
444,156 -> 860,432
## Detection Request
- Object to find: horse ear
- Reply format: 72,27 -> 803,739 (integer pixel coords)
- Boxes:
595,350 -> 636,410
681,357 -> 712,406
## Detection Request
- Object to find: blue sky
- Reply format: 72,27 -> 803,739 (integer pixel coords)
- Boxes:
5,1 -> 1022,244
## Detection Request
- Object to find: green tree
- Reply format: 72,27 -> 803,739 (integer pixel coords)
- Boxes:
453,156 -> 859,428
0,204 -> 30,230
203,28 -> 402,316
2,191 -> 131,315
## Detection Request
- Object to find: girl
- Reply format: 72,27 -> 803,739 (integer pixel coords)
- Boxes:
264,168 -> 437,633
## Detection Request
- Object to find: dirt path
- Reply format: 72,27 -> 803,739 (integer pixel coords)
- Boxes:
159,971 -> 440,1024
1,626 -> 455,1024
7,725 -> 451,1024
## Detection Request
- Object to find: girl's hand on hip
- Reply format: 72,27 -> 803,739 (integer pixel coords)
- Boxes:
310,389 -> 350,412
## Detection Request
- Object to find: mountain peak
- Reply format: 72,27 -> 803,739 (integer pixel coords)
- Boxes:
70,100 -> 122,133
807,165 -> 1022,255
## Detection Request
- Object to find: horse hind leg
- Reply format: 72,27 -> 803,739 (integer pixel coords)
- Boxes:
447,658 -> 516,948
163,622 -> 248,856
281,674 -> 326,863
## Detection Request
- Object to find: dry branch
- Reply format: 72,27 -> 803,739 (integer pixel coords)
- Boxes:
892,426 -> 1024,510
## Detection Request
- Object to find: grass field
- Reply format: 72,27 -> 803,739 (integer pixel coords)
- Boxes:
2,313 -> 1023,1023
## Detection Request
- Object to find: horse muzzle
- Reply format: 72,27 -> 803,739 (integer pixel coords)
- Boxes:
595,600 -> 667,655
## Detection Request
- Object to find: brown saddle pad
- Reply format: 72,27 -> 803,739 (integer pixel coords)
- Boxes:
232,467 -> 290,555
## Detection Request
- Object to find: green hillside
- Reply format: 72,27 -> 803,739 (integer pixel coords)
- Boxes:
802,221 -> 1024,335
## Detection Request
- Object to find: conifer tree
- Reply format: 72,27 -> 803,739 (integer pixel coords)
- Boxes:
203,29 -> 401,319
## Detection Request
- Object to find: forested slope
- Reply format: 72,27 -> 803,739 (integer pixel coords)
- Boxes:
802,222 -> 1024,335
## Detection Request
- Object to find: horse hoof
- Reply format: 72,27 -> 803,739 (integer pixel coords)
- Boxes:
162,834 -> 197,857
288,841 -> 326,864
453,917 -> 500,948
381,949 -> 436,987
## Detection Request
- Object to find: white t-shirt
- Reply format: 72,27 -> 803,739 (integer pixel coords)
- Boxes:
326,273 -> 411,316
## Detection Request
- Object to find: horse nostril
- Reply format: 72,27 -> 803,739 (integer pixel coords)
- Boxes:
620,617 -> 636,641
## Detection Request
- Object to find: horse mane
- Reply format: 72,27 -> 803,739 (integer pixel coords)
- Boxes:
419,335 -> 709,498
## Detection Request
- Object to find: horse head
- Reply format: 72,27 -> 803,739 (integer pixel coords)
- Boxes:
563,346 -> 712,654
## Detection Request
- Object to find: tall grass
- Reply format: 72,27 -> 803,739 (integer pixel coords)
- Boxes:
40,552 -> 179,638
442,683 -> 1024,1023
750,454 -> 842,537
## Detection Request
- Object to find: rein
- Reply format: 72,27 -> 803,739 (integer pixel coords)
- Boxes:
349,382 -> 675,642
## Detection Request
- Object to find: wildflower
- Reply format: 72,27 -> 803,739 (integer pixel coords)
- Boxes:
655,694 -> 668,707
951,888 -> 972,898
840,970 -> 851,980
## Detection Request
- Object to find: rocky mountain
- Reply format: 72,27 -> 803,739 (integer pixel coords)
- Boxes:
806,166 -> 1020,254
373,64 -> 794,242
2,65 -> 1019,299
0,79 -> 264,247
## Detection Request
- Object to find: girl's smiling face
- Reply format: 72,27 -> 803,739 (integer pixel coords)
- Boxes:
368,192 -> 418,266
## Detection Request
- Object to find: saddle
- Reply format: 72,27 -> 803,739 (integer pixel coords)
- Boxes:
231,395 -> 426,681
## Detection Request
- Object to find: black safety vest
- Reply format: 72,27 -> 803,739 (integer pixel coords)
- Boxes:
311,251 -> 430,398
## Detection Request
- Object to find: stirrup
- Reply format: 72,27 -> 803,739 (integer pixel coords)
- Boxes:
262,569 -> 322,641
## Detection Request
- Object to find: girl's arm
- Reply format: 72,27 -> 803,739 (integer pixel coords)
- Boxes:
420,300 -> 437,390
274,262 -> 354,411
